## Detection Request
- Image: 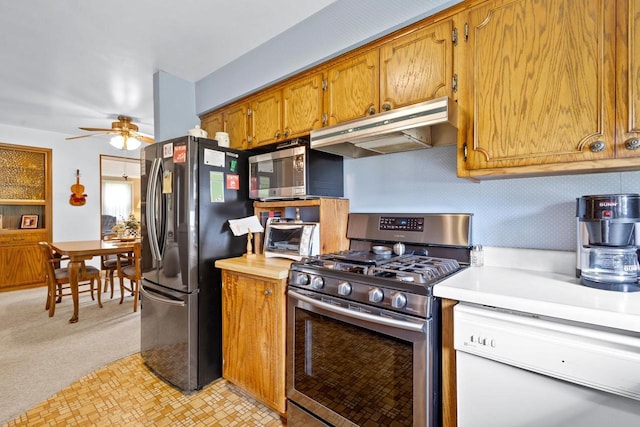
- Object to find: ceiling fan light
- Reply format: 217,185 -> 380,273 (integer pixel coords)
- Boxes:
125,136 -> 141,150
110,135 -> 125,149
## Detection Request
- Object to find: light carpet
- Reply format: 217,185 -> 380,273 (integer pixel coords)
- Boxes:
0,285 -> 140,424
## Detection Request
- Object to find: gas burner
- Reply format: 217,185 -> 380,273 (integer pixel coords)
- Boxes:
299,253 -> 462,286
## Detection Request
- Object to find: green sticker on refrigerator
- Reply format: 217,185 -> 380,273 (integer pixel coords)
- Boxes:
209,171 -> 224,203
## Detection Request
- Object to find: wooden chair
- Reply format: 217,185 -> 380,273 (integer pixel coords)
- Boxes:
116,242 -> 141,312
38,241 -> 103,317
100,254 -> 129,298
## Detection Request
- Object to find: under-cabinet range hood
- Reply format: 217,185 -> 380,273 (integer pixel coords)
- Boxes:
310,96 -> 458,158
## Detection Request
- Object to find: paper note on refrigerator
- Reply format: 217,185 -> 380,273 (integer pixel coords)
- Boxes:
209,171 -> 224,202
228,215 -> 264,236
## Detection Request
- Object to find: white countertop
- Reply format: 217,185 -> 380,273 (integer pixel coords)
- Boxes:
433,247 -> 640,333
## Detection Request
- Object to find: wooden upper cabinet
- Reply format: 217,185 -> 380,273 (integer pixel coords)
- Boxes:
458,0 -> 617,177
323,49 -> 379,126
250,89 -> 282,147
380,19 -> 455,110
200,111 -> 223,139
282,73 -> 323,138
224,102 -> 250,150
0,143 -> 52,290
615,0 -> 640,159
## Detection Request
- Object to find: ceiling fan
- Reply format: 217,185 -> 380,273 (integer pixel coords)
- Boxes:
66,116 -> 154,150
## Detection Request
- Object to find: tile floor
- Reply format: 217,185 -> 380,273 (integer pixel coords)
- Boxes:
3,354 -> 286,427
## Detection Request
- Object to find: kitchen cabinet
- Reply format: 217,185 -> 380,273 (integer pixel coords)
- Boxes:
250,73 -> 323,148
249,89 -> 282,147
200,102 -> 250,150
379,18 -> 456,110
457,0 -> 640,179
615,0 -> 640,159
323,50 -> 379,126
199,110 -> 223,139
0,143 -> 52,290
219,262 -> 290,415
282,74 -> 324,140
223,102 -> 250,150
252,197 -> 350,255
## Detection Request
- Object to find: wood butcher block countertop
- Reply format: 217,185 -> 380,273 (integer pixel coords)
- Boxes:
215,255 -> 293,280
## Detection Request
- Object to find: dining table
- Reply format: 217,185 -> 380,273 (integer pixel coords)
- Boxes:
50,239 -> 139,323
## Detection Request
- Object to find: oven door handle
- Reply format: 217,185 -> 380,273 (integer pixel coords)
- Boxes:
289,290 -> 425,333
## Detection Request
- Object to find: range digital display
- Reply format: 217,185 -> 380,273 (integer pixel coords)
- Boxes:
379,216 -> 424,232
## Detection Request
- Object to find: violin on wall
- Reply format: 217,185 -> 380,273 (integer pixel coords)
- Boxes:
70,169 -> 87,206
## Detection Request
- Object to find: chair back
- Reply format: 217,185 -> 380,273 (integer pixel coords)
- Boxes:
38,241 -> 58,285
120,242 -> 141,280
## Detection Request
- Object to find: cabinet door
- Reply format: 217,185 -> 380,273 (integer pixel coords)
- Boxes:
200,111 -> 224,139
0,241 -> 45,289
615,0 -> 640,158
283,73 -> 323,138
250,90 -> 283,147
459,0 -> 615,174
324,49 -> 379,126
380,19 -> 455,110
221,271 -> 285,413
223,102 -> 250,150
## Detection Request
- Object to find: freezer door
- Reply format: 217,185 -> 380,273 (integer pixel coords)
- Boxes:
140,280 -> 198,391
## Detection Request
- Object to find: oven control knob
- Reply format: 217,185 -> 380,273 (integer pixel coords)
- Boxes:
296,274 -> 310,286
311,276 -> 325,290
390,292 -> 407,309
368,288 -> 384,303
337,281 -> 352,296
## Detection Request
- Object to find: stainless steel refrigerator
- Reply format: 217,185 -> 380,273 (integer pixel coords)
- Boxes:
139,136 -> 251,391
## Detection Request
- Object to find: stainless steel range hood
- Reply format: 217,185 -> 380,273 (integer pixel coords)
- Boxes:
310,96 -> 458,158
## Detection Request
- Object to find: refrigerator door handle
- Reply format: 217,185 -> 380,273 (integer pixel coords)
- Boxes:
141,285 -> 186,307
146,158 -> 162,262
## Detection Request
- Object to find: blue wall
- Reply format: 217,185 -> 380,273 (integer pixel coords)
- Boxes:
345,145 -> 640,251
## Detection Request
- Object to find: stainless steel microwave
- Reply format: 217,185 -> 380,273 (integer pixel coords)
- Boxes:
248,142 -> 343,200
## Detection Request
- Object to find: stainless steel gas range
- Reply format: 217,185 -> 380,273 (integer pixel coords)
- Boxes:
286,213 -> 472,427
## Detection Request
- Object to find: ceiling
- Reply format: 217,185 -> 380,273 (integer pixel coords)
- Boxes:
0,0 -> 339,140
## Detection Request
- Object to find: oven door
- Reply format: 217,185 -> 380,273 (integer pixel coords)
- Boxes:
287,289 -> 438,427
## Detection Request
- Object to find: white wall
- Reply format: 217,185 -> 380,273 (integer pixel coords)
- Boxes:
0,123 -> 141,267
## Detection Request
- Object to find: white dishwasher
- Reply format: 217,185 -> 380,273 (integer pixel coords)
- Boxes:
454,302 -> 640,427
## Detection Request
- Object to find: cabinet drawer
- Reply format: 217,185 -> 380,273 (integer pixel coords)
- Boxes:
0,231 -> 47,245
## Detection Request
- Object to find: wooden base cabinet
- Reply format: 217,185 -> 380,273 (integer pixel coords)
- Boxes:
0,230 -> 48,289
221,269 -> 287,415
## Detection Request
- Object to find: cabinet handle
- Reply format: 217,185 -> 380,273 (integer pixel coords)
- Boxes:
367,107 -> 376,115
589,140 -> 606,153
625,138 -> 640,151
283,129 -> 290,138
381,103 -> 391,111
274,131 -> 281,139
264,289 -> 273,296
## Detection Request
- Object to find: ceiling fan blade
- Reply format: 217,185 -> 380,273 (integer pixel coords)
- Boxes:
79,127 -> 115,132
138,135 -> 155,144
66,133 -> 107,140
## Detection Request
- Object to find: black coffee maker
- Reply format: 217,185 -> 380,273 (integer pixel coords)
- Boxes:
576,194 -> 640,292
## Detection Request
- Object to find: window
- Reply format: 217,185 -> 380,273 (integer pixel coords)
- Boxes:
102,180 -> 134,220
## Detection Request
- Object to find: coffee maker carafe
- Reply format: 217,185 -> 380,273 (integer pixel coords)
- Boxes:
576,194 -> 640,292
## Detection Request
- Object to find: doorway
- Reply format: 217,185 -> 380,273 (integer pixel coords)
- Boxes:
100,155 -> 141,239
